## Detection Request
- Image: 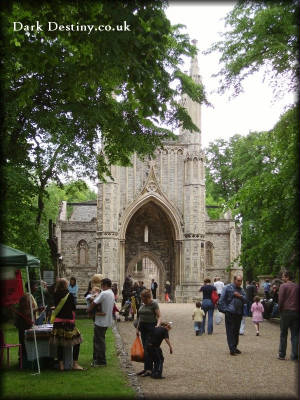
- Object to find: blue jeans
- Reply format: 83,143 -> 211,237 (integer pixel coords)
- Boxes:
194,321 -> 203,335
278,310 -> 299,360
200,299 -> 214,334
271,303 -> 279,318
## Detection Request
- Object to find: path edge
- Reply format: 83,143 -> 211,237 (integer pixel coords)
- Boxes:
112,321 -> 145,399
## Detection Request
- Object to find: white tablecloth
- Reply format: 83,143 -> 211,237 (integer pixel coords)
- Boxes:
25,325 -> 73,369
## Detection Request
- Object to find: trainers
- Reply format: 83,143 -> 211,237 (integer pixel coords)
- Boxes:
230,351 -> 237,356
277,355 -> 286,360
235,349 -> 242,354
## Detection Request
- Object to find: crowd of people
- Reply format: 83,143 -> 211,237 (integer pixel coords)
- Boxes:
12,270 -> 298,378
193,272 -> 298,361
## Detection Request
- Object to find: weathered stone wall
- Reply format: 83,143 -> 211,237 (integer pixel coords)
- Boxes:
59,220 -> 97,300
69,205 -> 96,222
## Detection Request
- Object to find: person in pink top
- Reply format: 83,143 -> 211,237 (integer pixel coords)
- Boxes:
251,296 -> 264,336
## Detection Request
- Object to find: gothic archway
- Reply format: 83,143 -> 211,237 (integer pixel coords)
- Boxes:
123,200 -> 180,300
127,252 -> 166,299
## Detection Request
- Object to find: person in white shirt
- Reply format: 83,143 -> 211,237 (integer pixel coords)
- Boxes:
87,278 -> 115,367
214,277 -> 225,298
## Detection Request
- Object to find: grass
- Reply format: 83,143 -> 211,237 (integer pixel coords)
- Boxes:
1,318 -> 136,399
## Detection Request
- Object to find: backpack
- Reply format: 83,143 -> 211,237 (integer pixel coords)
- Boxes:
211,289 -> 219,305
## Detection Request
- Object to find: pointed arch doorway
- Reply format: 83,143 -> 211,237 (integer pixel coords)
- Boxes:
122,198 -> 182,301
127,253 -> 165,299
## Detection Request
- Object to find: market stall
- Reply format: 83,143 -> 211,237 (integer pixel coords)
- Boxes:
0,244 -> 44,374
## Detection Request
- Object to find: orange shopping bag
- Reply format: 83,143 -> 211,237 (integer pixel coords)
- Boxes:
131,335 -> 144,362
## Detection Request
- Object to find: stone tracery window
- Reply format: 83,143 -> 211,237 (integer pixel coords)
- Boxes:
205,241 -> 213,266
78,239 -> 88,265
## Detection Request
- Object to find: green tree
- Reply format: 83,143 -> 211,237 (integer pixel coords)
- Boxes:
1,0 -> 208,236
2,0 -> 207,177
205,106 -> 299,280
207,0 -> 299,97
4,178 -> 96,270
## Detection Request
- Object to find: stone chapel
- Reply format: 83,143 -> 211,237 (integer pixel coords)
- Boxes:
49,51 -> 242,302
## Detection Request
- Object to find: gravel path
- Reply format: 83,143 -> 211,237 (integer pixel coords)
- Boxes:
117,303 -> 298,399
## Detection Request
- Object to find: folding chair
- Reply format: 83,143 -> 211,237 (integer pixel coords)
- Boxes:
0,329 -> 22,369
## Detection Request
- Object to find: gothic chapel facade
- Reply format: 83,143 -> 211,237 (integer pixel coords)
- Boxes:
51,53 -> 242,302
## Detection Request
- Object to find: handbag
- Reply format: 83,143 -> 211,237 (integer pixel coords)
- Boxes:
211,289 -> 219,305
131,335 -> 144,362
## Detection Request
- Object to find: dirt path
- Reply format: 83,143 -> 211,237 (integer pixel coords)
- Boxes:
117,303 -> 298,399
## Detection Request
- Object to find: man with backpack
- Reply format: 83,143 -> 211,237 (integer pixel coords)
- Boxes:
218,275 -> 247,356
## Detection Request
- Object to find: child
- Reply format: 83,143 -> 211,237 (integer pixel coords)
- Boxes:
192,301 -> 205,336
147,322 -> 173,379
251,296 -> 264,336
86,287 -> 105,320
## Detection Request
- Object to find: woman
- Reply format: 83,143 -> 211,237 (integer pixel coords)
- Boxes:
68,277 -> 78,305
199,278 -> 217,335
49,278 -> 84,371
136,289 -> 161,377
14,294 -> 35,367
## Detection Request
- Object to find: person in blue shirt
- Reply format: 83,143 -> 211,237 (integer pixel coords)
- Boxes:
68,277 -> 78,305
218,275 -> 247,355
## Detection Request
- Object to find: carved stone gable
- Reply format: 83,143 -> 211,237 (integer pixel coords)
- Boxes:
141,165 -> 163,196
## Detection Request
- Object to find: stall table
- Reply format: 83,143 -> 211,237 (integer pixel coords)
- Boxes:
25,325 -> 73,369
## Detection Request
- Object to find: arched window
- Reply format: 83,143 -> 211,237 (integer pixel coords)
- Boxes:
206,242 -> 213,266
78,240 -> 88,265
144,225 -> 149,243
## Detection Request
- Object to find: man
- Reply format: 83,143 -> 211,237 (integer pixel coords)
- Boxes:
245,280 -> 257,317
263,279 -> 271,299
218,275 -> 247,356
151,279 -> 158,299
88,278 -> 115,367
277,271 -> 299,361
214,277 -> 224,298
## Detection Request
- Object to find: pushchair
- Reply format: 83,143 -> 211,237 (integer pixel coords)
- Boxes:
119,299 -> 132,321
261,298 -> 274,319
119,295 -> 137,321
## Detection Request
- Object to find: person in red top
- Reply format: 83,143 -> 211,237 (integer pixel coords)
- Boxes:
277,271 -> 299,361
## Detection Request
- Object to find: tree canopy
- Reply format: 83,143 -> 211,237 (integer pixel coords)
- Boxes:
3,178 -> 96,269
205,105 -> 299,280
2,0 -> 207,181
1,1 -> 208,253
207,0 -> 299,97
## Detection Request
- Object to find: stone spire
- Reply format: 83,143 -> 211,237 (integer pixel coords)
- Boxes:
190,39 -> 201,84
